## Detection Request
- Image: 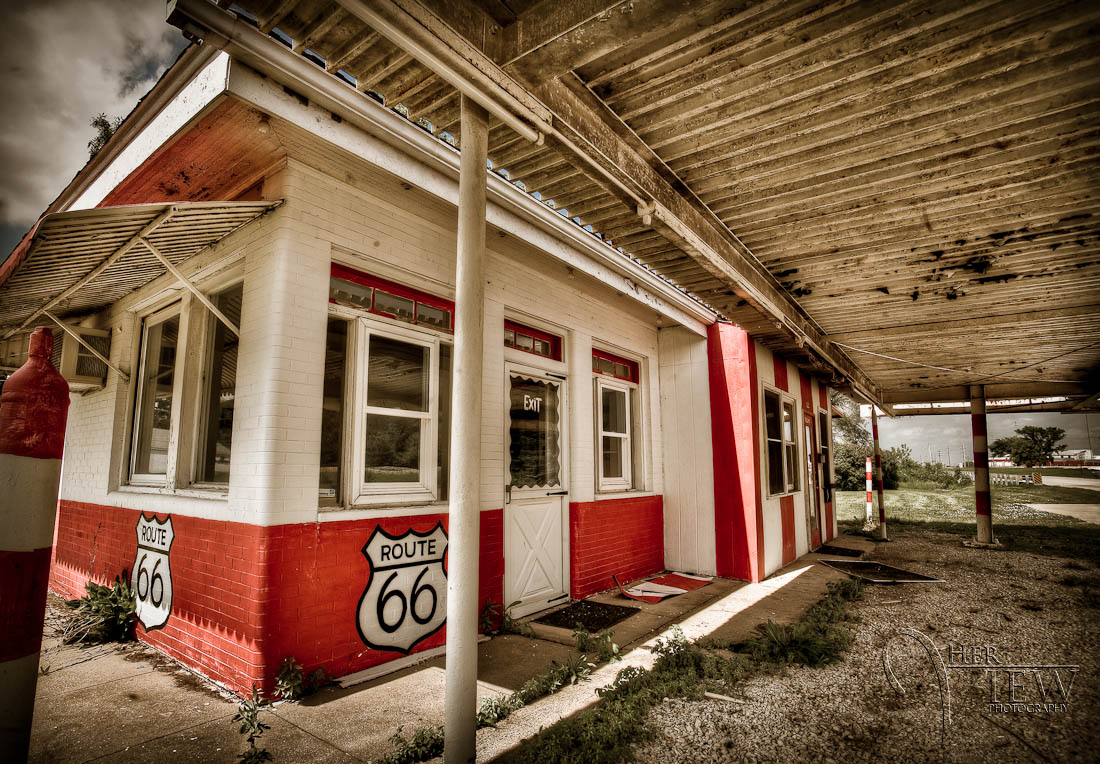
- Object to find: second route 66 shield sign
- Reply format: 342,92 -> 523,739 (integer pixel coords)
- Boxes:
131,514 -> 174,630
356,522 -> 448,654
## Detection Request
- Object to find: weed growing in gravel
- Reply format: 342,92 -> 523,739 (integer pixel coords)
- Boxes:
372,725 -> 444,764
739,581 -> 862,667
502,582 -> 866,764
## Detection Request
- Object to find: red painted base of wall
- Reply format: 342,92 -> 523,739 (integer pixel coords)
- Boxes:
569,496 -> 663,599
50,501 -> 504,696
779,496 -> 796,566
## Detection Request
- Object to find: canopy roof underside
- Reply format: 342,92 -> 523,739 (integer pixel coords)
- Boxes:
222,0 -> 1098,405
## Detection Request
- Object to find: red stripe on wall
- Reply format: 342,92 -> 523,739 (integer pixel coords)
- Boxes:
749,338 -> 764,576
799,371 -> 813,413
0,547 -> 52,663
569,496 -> 663,599
772,355 -> 788,392
707,324 -> 764,582
780,496 -> 796,566
824,501 -> 834,543
819,381 -> 828,410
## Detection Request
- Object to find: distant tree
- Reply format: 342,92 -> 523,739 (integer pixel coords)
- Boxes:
87,113 -> 123,159
829,390 -> 870,447
989,426 -> 1066,467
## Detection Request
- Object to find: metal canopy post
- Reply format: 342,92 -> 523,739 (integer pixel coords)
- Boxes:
872,407 -> 887,541
443,95 -> 488,764
42,311 -> 130,383
970,384 -> 995,544
141,239 -> 240,336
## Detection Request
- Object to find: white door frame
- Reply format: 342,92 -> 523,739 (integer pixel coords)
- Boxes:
503,360 -> 570,618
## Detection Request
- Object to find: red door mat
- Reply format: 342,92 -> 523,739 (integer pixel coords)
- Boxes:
613,572 -> 713,603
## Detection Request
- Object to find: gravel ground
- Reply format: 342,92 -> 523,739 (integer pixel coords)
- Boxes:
634,530 -> 1100,763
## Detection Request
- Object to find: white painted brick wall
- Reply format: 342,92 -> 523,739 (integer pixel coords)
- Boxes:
658,327 -> 716,576
59,152 -> 667,527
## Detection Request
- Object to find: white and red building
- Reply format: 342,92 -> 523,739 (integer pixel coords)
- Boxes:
0,41 -> 836,696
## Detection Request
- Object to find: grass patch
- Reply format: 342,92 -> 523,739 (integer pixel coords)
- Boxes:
835,487 -> 1098,528
372,725 -> 444,764
500,581 -> 864,764
838,516 -> 1100,564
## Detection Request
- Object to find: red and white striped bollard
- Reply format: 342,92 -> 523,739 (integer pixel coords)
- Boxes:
0,327 -> 70,763
864,456 -> 874,530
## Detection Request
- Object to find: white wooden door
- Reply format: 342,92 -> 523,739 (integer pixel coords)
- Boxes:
504,363 -> 568,618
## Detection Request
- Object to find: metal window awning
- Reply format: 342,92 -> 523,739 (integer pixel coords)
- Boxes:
0,200 -> 282,339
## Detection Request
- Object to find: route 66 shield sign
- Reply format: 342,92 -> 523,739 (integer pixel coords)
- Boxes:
356,522 -> 448,654
131,514 -> 174,631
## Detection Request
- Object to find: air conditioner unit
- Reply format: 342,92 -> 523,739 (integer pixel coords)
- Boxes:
50,326 -> 111,391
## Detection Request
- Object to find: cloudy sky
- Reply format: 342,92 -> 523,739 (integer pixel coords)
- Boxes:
873,409 -> 1100,465
0,0 -> 187,258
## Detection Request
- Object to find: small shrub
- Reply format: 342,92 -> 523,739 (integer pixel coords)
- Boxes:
234,688 -> 272,764
500,600 -> 536,638
374,725 -> 444,764
63,572 -> 136,644
274,657 -> 330,701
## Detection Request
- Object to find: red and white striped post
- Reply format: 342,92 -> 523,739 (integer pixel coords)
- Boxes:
0,327 -> 70,762
872,407 -> 888,541
970,384 -> 994,544
864,457 -> 874,529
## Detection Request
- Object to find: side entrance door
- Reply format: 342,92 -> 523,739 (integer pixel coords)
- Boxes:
504,363 -> 569,618
803,413 -> 823,549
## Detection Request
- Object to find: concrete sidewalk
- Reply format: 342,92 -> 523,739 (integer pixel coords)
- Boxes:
29,535 -> 873,764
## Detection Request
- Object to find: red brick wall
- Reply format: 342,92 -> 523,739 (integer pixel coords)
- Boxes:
569,496 -> 663,599
49,501 -> 504,696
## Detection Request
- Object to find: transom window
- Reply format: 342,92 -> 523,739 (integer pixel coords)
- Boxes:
593,348 -> 640,491
504,320 -> 562,361
329,264 -> 453,332
592,348 -> 638,383
764,389 -> 800,496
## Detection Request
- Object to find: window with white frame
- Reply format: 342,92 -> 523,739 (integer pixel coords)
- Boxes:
327,265 -> 453,507
593,349 -> 640,491
764,388 -> 800,496
130,281 -> 243,488
131,304 -> 181,482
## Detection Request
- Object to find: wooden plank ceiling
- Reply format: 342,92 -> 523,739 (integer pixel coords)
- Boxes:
227,0 -> 1100,401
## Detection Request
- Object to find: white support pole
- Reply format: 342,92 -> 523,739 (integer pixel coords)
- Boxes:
42,311 -> 130,383
443,95 -> 488,764
141,239 -> 240,336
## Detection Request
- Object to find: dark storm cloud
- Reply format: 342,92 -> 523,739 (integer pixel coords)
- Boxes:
0,0 -> 187,258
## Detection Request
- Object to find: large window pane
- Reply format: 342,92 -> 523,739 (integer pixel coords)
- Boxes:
320,319 -> 347,499
198,284 -> 242,483
602,387 -> 628,434
767,442 -> 784,495
134,315 -> 179,476
437,343 -> 451,500
764,391 -> 781,441
782,401 -> 795,442
364,414 -> 420,483
602,436 -> 625,479
367,335 -> 428,410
